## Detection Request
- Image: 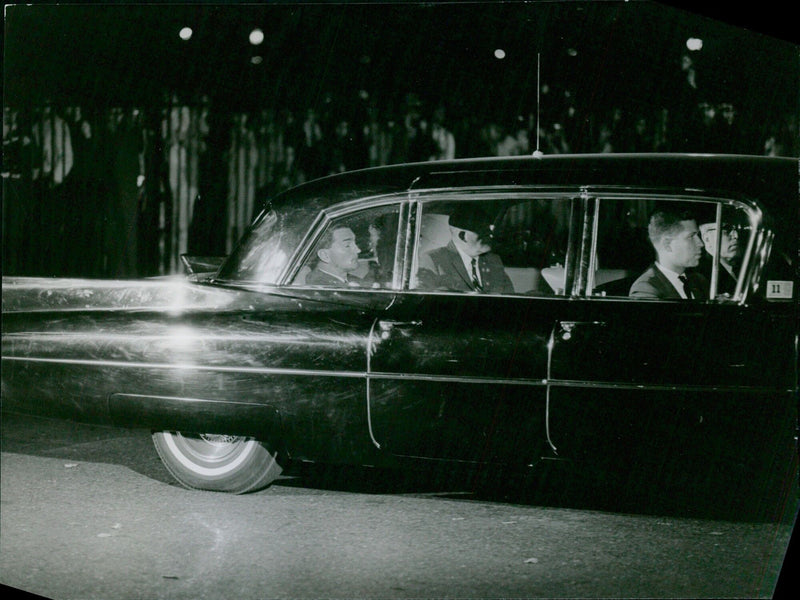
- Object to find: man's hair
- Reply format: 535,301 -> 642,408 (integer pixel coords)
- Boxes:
317,224 -> 350,251
314,223 -> 353,265
647,207 -> 696,247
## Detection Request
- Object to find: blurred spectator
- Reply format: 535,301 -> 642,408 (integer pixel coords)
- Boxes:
295,108 -> 326,180
228,112 -> 260,244
390,94 -> 436,164
711,103 -> 745,154
32,99 -> 74,186
478,121 -> 503,156
629,115 -> 655,153
593,123 -> 616,153
328,118 -> 365,174
429,105 -> 456,160
31,100 -> 74,275
763,114 -> 799,157
364,101 -> 393,167
497,119 -> 530,156
3,107 -> 24,177
543,122 -> 571,154
105,107 -> 144,278
4,81 -> 798,279
696,101 -> 720,153
62,105 -> 104,276
664,53 -> 703,151
2,107 -> 33,275
188,99 -> 229,262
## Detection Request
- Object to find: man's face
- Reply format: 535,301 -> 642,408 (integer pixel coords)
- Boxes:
702,225 -> 741,262
453,227 -> 492,258
321,227 -> 360,273
666,220 -> 704,270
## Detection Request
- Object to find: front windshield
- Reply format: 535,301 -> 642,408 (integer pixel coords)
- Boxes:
216,207 -> 307,284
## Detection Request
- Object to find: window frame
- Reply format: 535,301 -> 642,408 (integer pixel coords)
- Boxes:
587,193 -> 764,304
280,194 -> 412,291
407,190 -> 579,296
404,188 -> 767,304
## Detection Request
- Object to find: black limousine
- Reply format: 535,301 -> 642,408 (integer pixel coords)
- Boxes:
2,153 -> 797,519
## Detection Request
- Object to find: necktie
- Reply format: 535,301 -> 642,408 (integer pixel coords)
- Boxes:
471,257 -> 483,291
678,274 -> 693,299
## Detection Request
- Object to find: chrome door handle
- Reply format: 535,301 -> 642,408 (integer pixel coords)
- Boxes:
557,320 -> 606,341
378,320 -> 422,330
376,320 -> 422,339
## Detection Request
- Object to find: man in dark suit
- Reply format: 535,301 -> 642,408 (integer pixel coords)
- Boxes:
416,204 -> 514,294
307,225 -> 364,286
697,221 -> 742,296
630,207 -> 708,300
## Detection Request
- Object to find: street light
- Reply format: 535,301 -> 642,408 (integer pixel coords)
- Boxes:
686,37 -> 703,51
249,28 -> 265,45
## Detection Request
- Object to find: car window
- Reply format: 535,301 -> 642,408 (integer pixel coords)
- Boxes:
290,204 -> 401,289
592,198 -> 755,301
216,208 -> 297,284
411,197 -> 571,295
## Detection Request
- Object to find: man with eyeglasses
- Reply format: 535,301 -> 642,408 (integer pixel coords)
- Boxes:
698,221 -> 744,296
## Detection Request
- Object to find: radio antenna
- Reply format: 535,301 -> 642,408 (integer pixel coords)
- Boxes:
532,52 -> 544,158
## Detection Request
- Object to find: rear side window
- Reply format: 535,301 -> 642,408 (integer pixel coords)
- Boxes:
411,196 -> 571,295
592,198 -> 755,301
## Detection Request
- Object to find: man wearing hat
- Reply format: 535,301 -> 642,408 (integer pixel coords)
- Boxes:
697,220 -> 742,296
416,204 -> 514,293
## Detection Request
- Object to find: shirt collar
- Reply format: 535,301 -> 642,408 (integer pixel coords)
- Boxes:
455,245 -> 478,272
317,265 -> 348,283
655,262 -> 688,298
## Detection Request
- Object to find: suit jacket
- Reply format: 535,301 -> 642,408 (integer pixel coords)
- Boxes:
629,263 -> 708,300
306,265 -> 376,288
696,254 -> 737,296
417,241 -> 514,293
306,267 -> 349,287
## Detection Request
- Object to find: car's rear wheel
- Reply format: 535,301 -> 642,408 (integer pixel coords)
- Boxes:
152,431 -> 282,494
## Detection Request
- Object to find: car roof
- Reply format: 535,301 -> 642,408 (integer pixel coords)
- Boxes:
275,153 -> 797,222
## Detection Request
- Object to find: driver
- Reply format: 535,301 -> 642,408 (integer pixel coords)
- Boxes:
307,225 -> 364,286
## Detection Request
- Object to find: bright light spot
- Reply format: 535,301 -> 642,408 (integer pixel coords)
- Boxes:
249,28 -> 264,45
250,56 -> 263,65
167,326 -> 198,352
567,48 -> 578,57
494,48 -> 506,59
179,27 -> 193,41
686,37 -> 703,51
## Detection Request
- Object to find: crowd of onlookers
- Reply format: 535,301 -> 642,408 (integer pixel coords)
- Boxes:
3,85 -> 798,279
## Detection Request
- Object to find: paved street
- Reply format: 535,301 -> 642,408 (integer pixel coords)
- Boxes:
1,412 -> 796,599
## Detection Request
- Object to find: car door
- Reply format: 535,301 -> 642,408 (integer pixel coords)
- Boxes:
544,194 -> 797,488
366,193 -> 576,468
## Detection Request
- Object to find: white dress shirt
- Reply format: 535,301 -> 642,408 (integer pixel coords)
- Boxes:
655,263 -> 688,299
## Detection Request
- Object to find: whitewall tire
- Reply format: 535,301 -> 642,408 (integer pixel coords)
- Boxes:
152,431 -> 282,494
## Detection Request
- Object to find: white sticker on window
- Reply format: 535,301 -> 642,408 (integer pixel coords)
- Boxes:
766,281 -> 794,299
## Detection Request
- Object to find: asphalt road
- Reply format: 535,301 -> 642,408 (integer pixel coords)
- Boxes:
1,412 -> 796,600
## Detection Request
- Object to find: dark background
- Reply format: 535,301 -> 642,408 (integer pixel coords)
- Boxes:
4,0 -> 799,118
3,1 -> 798,279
